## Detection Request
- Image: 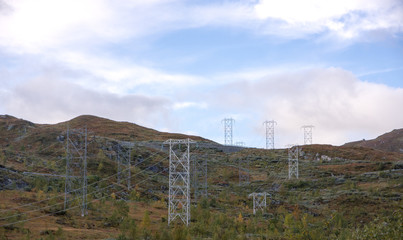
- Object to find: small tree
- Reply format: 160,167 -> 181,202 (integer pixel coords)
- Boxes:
120,218 -> 137,240
172,224 -> 189,240
105,200 -> 129,227
141,210 -> 151,230
129,186 -> 141,201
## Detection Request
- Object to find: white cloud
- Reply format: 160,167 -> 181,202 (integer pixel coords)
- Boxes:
211,64 -> 323,84
357,67 -> 403,77
255,0 -> 376,23
2,77 -> 171,128
208,67 -> 403,146
0,0 -> 253,54
0,0 -> 221,98
0,0 -> 401,57
0,0 -> 115,53
0,0 -> 188,54
55,51 -> 204,96
254,0 -> 403,39
172,101 -> 207,110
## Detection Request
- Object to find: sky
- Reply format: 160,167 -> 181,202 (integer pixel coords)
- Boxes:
0,0 -> 402,148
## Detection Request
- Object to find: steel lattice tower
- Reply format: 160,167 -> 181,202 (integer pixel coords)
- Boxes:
116,144 -> 122,185
239,158 -> 250,185
64,127 -> 88,217
164,138 -> 196,226
192,154 -> 208,200
263,120 -> 277,149
115,142 -> 133,190
105,141 -> 133,191
249,192 -> 269,214
235,142 -> 245,147
301,125 -> 314,145
222,118 -> 235,145
288,145 -> 299,179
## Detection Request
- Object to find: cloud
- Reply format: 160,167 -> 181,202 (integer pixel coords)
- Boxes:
0,0 -> 253,54
2,0 -> 398,56
0,0 -> 216,98
255,0 -> 378,23
357,67 -> 403,77
0,0 -> 113,53
1,76 -> 171,127
254,0 -> 403,39
54,51 -> 204,96
208,67 -> 403,146
172,101 -> 207,110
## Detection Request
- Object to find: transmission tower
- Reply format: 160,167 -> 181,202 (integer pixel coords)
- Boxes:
288,145 -> 299,179
164,138 -> 196,226
116,145 -> 122,185
301,125 -> 314,145
239,158 -> 249,185
64,126 -> 88,217
235,141 -> 245,147
249,192 -> 269,214
222,118 -> 235,145
115,142 -> 133,190
192,154 -> 208,200
263,120 -> 277,149
104,141 -> 133,191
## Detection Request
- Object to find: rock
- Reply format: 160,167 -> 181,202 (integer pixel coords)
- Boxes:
335,178 -> 345,185
393,163 -> 403,169
40,230 -> 56,235
321,155 -> 332,161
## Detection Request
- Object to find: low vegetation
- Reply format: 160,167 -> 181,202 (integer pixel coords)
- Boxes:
0,115 -> 402,239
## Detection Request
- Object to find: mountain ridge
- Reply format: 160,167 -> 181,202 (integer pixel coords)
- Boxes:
343,128 -> 403,153
0,114 -> 211,144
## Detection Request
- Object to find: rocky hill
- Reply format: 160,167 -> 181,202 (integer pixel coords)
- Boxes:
0,115 -> 402,239
0,114 -> 210,144
343,128 -> 403,153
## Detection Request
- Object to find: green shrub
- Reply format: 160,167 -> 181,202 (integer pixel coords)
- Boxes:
105,200 -> 129,227
285,180 -> 311,189
349,211 -> 403,240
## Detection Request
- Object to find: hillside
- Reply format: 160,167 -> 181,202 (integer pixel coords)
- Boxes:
343,128 -> 403,153
0,114 -> 210,144
0,115 -> 402,239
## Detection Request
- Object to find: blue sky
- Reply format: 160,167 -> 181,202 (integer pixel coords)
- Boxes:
0,0 -> 402,148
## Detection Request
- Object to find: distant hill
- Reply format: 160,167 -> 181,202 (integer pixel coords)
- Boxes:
0,114 -> 211,145
343,128 -> 403,153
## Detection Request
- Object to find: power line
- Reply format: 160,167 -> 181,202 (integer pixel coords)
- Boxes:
0,155 -> 167,222
0,166 -> 168,228
192,153 -> 208,200
1,146 -> 67,189
0,148 -> 162,213
108,141 -> 133,191
239,157 -> 250,185
22,172 -> 79,178
247,150 -> 289,200
64,126 -> 88,217
0,132 -> 165,212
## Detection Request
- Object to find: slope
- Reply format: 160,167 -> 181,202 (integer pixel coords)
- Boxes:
343,128 -> 403,153
0,115 -> 402,239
